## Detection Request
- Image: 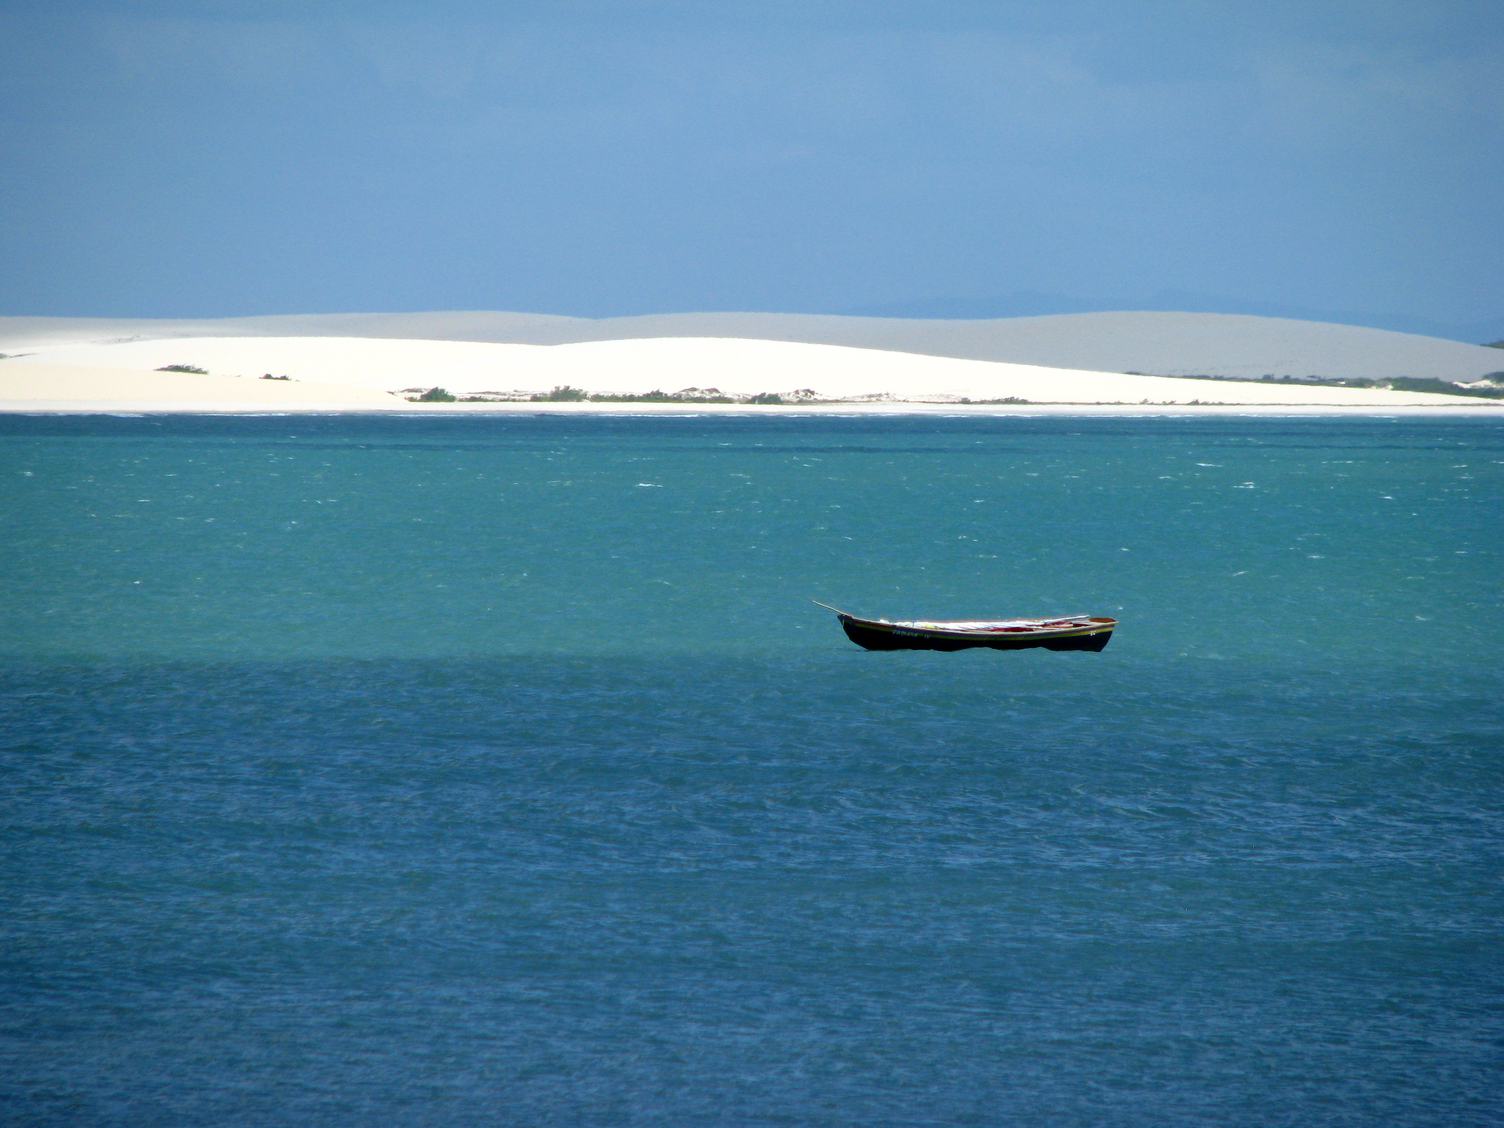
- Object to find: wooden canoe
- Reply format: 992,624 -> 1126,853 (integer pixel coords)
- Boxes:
814,602 -> 1116,652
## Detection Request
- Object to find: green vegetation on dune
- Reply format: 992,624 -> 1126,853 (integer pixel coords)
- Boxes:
529,385 -> 757,404
1165,372 -> 1504,399
531,385 -> 589,401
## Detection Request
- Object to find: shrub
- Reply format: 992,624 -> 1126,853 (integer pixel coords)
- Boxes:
410,386 -> 457,402
531,385 -> 589,402
157,364 -> 207,374
1387,377 -> 1504,399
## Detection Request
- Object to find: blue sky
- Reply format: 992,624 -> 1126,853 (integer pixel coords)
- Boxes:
2,1 -> 1500,339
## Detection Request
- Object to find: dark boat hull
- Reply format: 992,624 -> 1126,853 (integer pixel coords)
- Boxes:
837,615 -> 1115,653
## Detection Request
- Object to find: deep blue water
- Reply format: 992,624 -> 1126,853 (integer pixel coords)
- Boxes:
2,414 -> 1501,1125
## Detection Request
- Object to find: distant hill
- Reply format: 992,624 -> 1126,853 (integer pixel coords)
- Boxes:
836,293 -> 1504,346
2,310 -> 1500,383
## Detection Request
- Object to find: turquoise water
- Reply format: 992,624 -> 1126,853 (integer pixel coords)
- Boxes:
3,414 -> 1501,1124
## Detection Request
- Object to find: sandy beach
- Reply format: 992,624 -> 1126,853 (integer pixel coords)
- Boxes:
2,327 -> 1500,415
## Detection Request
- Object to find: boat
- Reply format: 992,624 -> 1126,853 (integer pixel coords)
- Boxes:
813,601 -> 1117,652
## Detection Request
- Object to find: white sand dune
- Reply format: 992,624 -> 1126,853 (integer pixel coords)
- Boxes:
1,334 -> 1494,413
4,310 -> 1500,382
0,360 -> 403,412
583,311 -> 1504,383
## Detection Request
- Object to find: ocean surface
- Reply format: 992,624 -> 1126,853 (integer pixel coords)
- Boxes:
2,413 -> 1500,1125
